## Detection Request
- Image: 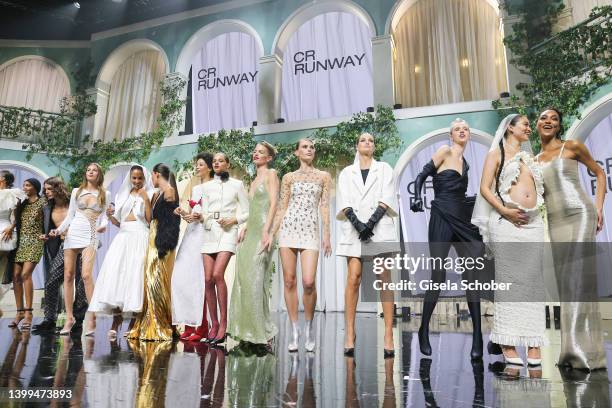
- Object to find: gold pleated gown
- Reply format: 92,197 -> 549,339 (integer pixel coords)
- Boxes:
128,219 -> 176,341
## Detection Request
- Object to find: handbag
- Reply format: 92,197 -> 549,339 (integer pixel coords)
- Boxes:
0,229 -> 17,251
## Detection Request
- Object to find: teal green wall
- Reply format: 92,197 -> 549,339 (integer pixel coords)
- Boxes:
0,47 -> 91,91
0,148 -> 72,180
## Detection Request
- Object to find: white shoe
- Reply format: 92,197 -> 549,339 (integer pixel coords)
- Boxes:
504,356 -> 524,365
288,321 -> 299,352
304,320 -> 315,352
527,358 -> 542,366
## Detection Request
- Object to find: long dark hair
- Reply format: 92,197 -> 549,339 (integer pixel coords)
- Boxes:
0,170 -> 15,188
540,107 -> 564,139
44,177 -> 70,206
495,115 -> 524,205
152,163 -> 178,204
194,152 -> 214,178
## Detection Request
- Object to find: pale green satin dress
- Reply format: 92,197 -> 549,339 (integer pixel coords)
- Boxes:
228,182 -> 277,344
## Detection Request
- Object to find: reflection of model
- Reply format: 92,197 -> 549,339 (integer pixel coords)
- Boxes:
411,119 -> 485,359
12,178 -> 45,330
337,133 -> 398,357
474,114 -> 546,366
128,163 -> 180,342
52,163 -> 110,336
273,138 -> 332,352
90,165 -> 153,337
536,108 -> 607,371
228,142 -> 279,346
32,177 -> 88,334
0,171 -> 25,321
173,153 -> 212,342
195,153 -> 249,345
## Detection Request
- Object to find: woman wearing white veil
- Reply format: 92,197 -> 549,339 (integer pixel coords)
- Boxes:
89,164 -> 153,337
473,114 -> 547,366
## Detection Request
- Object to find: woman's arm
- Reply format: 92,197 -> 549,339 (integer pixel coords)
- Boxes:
54,189 -> 77,235
320,171 -> 332,256
261,170 -> 280,252
272,173 -> 292,236
570,140 -> 606,231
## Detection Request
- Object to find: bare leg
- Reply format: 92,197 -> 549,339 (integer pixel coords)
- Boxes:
300,249 -> 319,320
20,261 -> 37,326
11,263 -> 24,326
344,257 -> 361,349
280,247 -> 299,322
211,251 -> 232,339
204,254 -> 219,339
378,265 -> 395,351
61,249 -> 79,332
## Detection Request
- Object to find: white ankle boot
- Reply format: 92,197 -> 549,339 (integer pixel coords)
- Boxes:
288,321 -> 299,352
304,320 -> 315,352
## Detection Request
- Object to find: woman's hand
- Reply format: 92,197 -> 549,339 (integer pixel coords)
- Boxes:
106,204 -> 115,218
183,212 -> 201,223
237,227 -> 247,244
1,227 -> 13,241
96,226 -> 106,234
218,217 -> 237,228
597,208 -> 604,233
260,231 -> 273,253
174,207 -> 185,216
48,229 -> 58,238
322,235 -> 332,257
501,207 -> 528,227
38,234 -> 48,241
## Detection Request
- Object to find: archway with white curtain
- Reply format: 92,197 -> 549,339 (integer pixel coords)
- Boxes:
0,56 -> 70,113
175,20 -> 264,134
95,40 -> 169,141
0,161 -> 49,290
272,1 -> 376,122
388,0 -> 508,108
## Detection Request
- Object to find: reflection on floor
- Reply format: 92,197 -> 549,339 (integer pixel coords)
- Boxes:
0,312 -> 611,407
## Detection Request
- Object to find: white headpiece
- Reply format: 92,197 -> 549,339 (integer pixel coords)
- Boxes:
471,114 -> 532,241
114,165 -> 154,214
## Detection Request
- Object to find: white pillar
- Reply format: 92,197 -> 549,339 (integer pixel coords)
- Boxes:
86,85 -> 110,141
257,54 -> 283,124
164,72 -> 189,137
371,35 -> 396,107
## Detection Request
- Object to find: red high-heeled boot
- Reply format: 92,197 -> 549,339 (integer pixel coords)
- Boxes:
180,325 -> 195,340
186,301 -> 209,342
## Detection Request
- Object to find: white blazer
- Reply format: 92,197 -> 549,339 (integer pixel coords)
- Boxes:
198,176 -> 249,254
336,157 -> 399,257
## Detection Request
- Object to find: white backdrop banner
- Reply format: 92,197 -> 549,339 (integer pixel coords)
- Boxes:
281,12 -> 374,122
579,112 -> 612,295
191,32 -> 260,134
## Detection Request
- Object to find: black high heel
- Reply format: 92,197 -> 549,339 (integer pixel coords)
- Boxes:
487,340 -> 502,355
8,309 -> 24,328
210,334 -> 227,345
418,325 -> 432,356
344,335 -> 356,356
383,349 -> 395,359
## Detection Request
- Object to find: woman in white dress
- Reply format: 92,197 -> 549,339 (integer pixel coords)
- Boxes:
194,153 -> 249,345
473,114 -> 547,366
0,171 -> 25,321
173,152 -> 213,342
336,133 -> 399,357
89,165 -> 153,337
272,138 -> 332,352
50,163 -> 111,336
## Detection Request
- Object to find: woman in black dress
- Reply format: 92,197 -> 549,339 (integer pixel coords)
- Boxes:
410,118 -> 486,360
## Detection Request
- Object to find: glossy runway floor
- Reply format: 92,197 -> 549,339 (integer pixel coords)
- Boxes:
0,311 -> 611,407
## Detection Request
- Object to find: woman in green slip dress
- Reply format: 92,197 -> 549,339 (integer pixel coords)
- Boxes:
227,141 -> 279,346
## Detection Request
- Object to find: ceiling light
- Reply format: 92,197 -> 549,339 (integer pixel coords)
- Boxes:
73,2 -> 81,8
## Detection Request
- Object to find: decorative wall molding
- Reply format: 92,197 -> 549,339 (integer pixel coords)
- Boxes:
0,39 -> 91,48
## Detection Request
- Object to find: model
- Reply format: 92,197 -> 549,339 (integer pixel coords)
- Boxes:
51,163 -> 111,336
127,163 -> 180,341
228,142 -> 279,346
273,138 -> 332,352
337,132 -> 399,357
195,153 -> 249,345
0,171 -> 25,319
31,177 -> 88,334
411,119 -> 486,359
11,178 -> 45,330
474,114 -> 546,366
89,165 -> 153,338
173,152 -> 213,341
536,107 -> 607,370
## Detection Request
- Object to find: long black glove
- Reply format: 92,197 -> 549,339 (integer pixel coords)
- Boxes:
359,205 -> 387,241
410,160 -> 437,212
345,208 -> 370,242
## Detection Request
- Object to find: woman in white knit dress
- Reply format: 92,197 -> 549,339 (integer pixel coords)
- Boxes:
473,114 -> 547,366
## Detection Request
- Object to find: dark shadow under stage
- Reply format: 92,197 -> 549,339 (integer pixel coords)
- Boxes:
0,312 -> 611,407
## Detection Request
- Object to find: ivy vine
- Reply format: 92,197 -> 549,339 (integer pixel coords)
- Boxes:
493,5 -> 612,150
176,105 -> 402,183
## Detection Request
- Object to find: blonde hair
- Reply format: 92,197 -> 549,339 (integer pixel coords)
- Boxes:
76,163 -> 106,207
450,118 -> 469,133
257,141 -> 278,159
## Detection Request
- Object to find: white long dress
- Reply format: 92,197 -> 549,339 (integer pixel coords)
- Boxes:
89,193 -> 149,315
171,184 -> 206,326
489,151 -> 547,347
0,188 -> 25,294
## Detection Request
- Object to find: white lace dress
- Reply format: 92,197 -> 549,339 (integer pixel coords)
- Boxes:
277,169 -> 331,251
488,151 -> 548,347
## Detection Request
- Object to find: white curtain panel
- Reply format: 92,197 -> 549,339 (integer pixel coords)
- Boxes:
393,0 -> 508,108
102,50 -> 165,141
0,58 -> 70,113
281,11 -> 374,122
570,0 -> 612,24
191,32 -> 260,134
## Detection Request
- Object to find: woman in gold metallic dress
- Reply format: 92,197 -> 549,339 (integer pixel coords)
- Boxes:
536,108 -> 607,371
128,163 -> 180,342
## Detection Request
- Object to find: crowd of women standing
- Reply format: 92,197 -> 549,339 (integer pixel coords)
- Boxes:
0,106 -> 607,372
